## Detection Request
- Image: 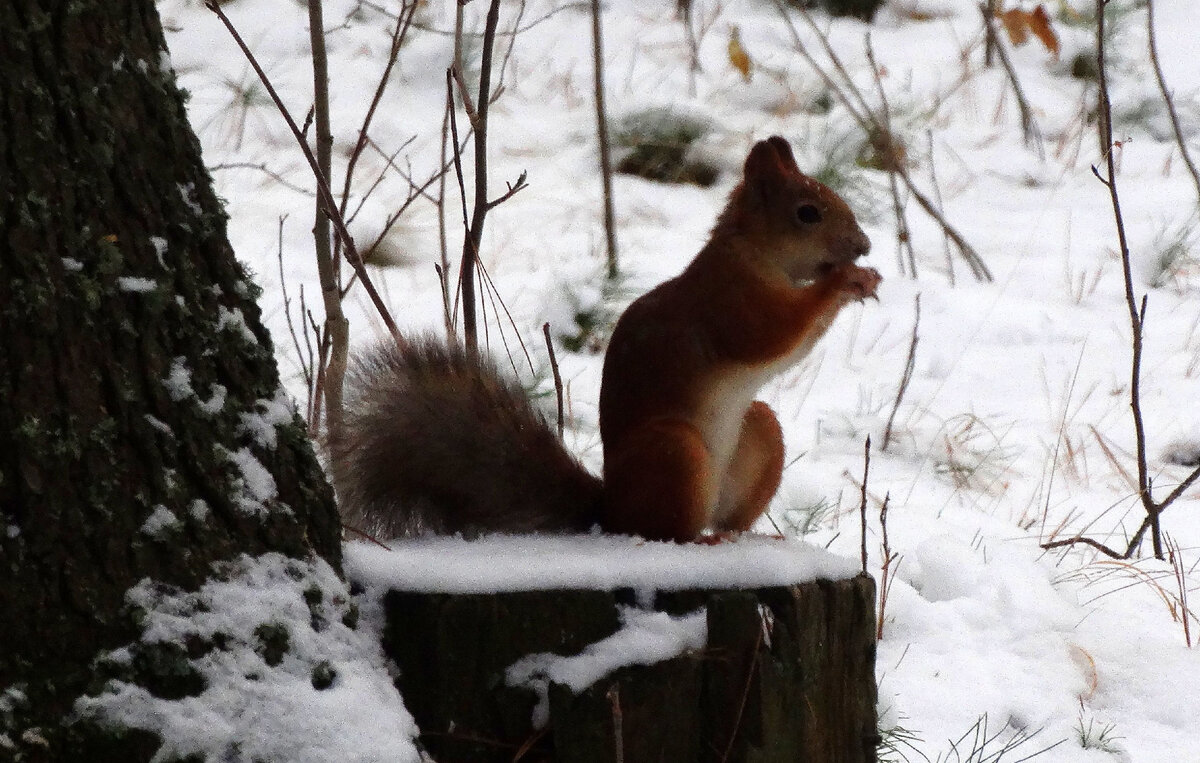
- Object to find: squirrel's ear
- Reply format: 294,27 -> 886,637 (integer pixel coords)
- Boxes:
743,138 -> 788,187
765,136 -> 799,170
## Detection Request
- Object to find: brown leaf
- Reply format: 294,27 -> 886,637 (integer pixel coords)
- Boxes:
728,25 -> 752,83
999,8 -> 1030,46
1028,5 -> 1061,58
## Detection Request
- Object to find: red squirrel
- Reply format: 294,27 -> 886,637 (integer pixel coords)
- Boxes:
330,136 -> 880,542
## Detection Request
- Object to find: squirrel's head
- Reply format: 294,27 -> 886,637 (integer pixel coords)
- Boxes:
718,136 -> 870,283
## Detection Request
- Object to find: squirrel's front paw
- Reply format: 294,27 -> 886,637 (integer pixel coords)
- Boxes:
828,264 -> 883,301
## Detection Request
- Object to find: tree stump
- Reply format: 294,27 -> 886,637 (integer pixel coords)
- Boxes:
367,562 -> 877,762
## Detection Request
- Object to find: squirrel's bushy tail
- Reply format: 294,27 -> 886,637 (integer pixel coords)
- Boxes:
329,337 -> 603,539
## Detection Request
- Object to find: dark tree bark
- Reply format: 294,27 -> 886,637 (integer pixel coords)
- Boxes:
0,0 -> 341,753
383,577 -> 878,762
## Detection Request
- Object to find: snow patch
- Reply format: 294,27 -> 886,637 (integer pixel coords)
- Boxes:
197,383 -> 227,416
346,534 -> 860,594
141,505 -> 182,538
163,357 -> 194,401
220,446 -> 279,516
239,390 -> 298,450
507,606 -> 707,728
177,182 -> 202,216
150,236 -> 168,268
118,276 -> 158,293
216,305 -> 259,345
75,554 -> 419,762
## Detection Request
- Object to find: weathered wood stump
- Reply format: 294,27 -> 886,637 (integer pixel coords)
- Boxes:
377,577 -> 878,762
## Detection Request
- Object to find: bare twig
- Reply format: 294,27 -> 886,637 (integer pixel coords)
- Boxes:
591,0 -> 619,279
341,522 -> 392,551
451,1 -> 479,125
276,216 -> 314,415
336,2 -> 418,251
877,492 -> 897,641
543,323 -> 565,439
359,0 -> 585,37
439,91 -> 453,337
865,36 -> 916,278
979,3 -> 1045,158
458,0 -> 523,354
926,131 -> 956,286
204,0 -> 400,343
1146,0 -> 1200,210
882,294 -> 920,452
208,162 -> 315,197
859,435 -> 871,574
770,0 -> 993,282
1093,0 -> 1160,557
1041,535 -> 1127,560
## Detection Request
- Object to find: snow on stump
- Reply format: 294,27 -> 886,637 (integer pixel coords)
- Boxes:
347,535 -> 878,762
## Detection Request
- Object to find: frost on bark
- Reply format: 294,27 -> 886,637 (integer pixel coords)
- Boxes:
0,0 -> 340,751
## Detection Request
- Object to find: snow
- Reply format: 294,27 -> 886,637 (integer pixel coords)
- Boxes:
118,276 -> 158,293
507,606 -> 708,728
216,304 -> 259,345
345,533 -> 859,594
130,0 -> 1200,758
220,445 -> 280,516
150,235 -> 169,268
238,390 -> 298,450
196,383 -> 227,415
162,356 -> 194,401
76,554 -> 419,763
140,504 -> 182,538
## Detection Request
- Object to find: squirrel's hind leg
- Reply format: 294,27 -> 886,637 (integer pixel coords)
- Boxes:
601,420 -> 714,543
713,401 -> 785,533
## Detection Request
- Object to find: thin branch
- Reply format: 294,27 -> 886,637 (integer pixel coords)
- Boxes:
1093,0 -> 1157,557
877,492 -> 896,642
451,0 -> 479,124
1155,464 -> 1200,516
979,3 -> 1045,158
1145,0 -> 1200,210
859,435 -> 872,574
337,2 -> 418,248
276,216 -> 315,421
770,0 -> 993,282
459,0 -> 505,354
865,35 -> 916,278
882,294 -> 920,452
204,0 -> 400,342
592,0 -> 619,279
1040,535 -> 1127,560
208,162 -> 315,197
346,136 -> 417,227
486,171 -> 529,210
542,323 -> 565,440
926,131 -> 957,286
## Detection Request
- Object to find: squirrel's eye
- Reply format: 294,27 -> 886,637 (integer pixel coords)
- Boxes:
797,204 -> 822,224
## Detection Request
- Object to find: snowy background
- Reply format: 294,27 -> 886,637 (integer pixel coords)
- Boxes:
104,0 -> 1200,758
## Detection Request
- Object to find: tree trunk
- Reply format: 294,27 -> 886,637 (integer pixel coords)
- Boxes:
0,0 -> 341,753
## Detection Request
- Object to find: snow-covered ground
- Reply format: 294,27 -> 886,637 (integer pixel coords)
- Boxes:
138,0 -> 1200,758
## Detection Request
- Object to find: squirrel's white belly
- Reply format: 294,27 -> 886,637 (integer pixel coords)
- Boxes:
694,334 -> 820,514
